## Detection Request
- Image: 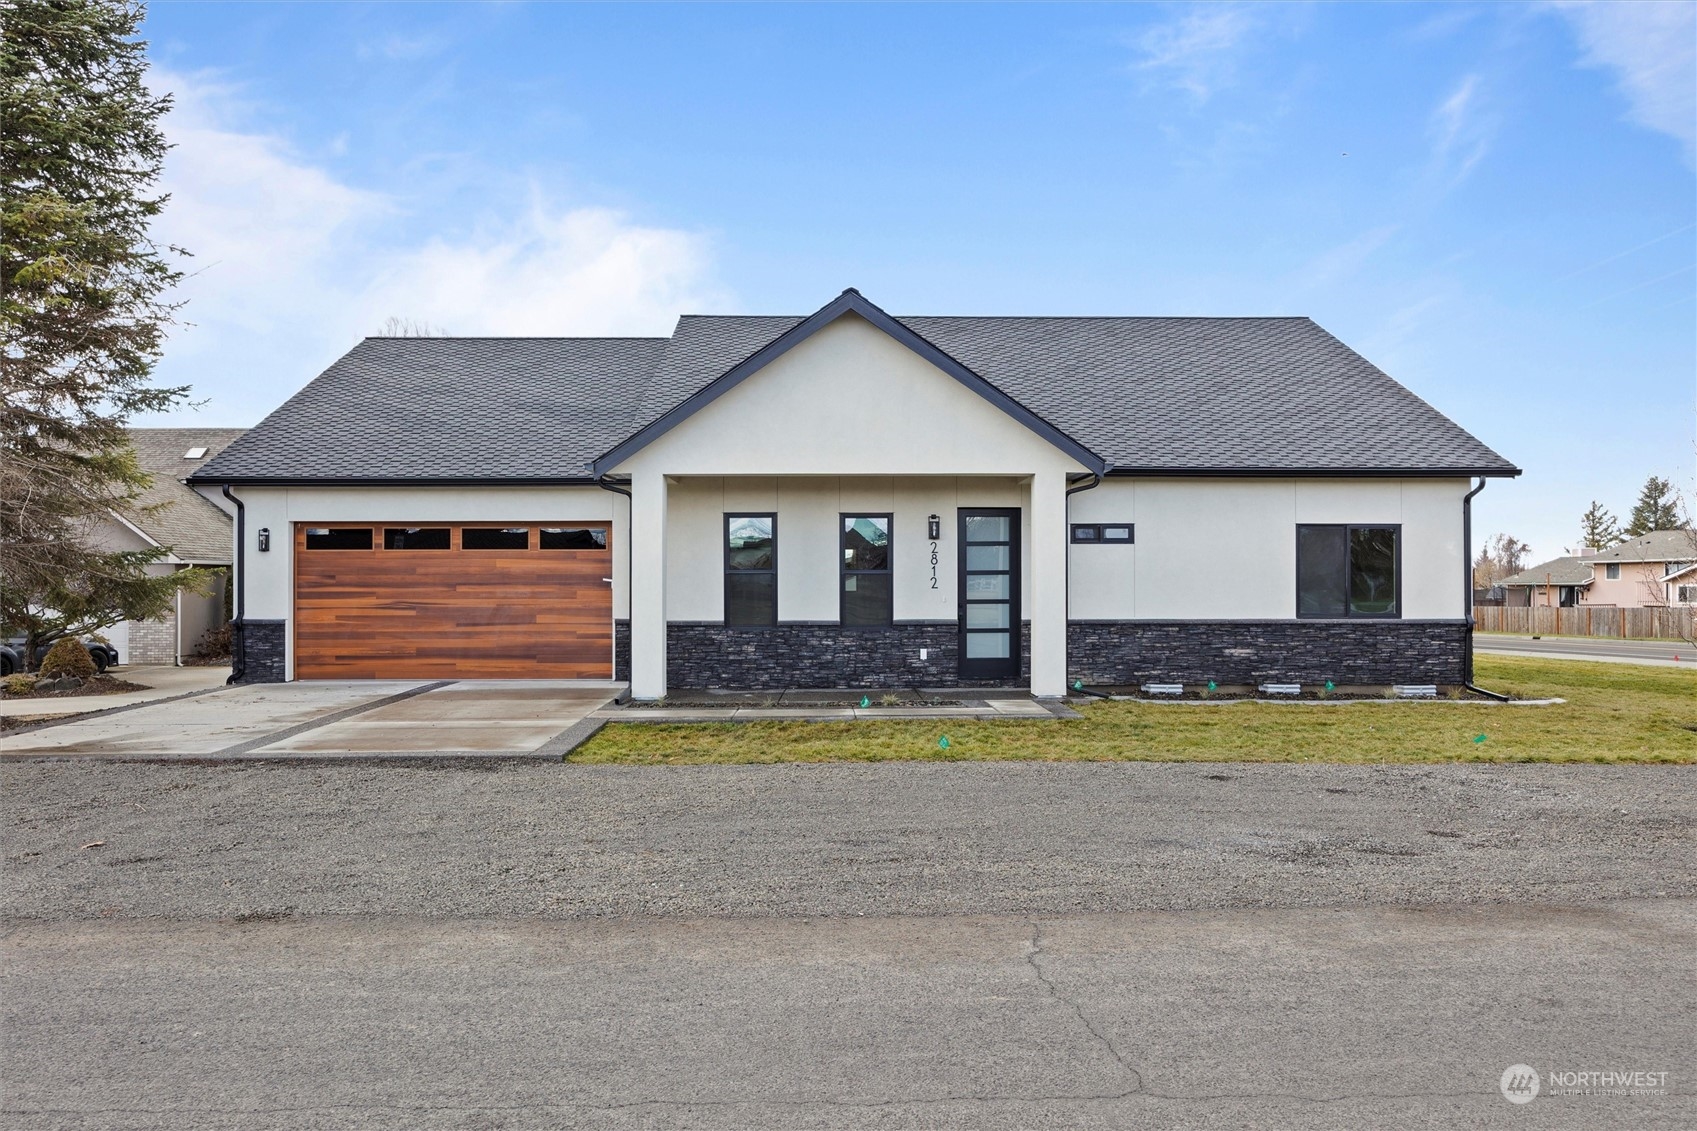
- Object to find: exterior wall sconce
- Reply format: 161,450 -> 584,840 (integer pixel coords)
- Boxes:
257,528 -> 271,552
928,514 -> 941,540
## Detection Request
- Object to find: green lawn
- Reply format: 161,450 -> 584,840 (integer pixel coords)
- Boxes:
572,655 -> 1697,766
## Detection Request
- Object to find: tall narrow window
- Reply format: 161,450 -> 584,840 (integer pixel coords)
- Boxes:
1296,524 -> 1400,618
725,514 -> 776,626
841,515 -> 892,626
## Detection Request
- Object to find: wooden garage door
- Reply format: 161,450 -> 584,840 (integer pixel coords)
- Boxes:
293,522 -> 613,679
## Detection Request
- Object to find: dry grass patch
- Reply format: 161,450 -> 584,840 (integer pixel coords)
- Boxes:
572,655 -> 1697,766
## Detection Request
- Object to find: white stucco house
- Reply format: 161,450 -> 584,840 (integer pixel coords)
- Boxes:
189,289 -> 1519,697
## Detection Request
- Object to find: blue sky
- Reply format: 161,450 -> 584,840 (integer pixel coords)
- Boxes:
139,1 -> 1695,561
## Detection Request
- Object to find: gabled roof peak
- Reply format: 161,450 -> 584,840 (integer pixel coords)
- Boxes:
591,289 -> 1107,475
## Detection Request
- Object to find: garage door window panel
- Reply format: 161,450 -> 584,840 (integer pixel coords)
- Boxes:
384,527 -> 450,550
462,527 -> 531,550
540,527 -> 608,550
304,527 -> 372,550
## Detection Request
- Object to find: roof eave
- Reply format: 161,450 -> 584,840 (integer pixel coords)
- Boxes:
1104,466 -> 1522,478
185,475 -> 602,488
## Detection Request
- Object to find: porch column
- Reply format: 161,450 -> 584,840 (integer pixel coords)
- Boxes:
630,469 -> 668,700
1028,469 -> 1068,697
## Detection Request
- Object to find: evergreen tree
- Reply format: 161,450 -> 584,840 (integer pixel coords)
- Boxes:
1577,501 -> 1622,550
1624,476 -> 1682,537
1,0 -> 207,661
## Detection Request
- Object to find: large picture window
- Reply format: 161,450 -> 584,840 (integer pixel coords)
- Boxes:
725,514 -> 777,626
841,515 -> 892,626
1296,524 -> 1400,618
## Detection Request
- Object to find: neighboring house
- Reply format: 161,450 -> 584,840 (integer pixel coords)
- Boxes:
93,429 -> 246,664
189,289 -> 1519,695
1494,556 -> 1593,608
1500,531 -> 1697,609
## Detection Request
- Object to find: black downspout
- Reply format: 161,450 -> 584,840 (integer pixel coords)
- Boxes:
221,485 -> 246,685
596,474 -> 633,700
1461,477 -> 1509,701
1064,471 -> 1106,696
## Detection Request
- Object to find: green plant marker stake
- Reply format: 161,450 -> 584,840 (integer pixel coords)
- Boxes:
1073,679 -> 1084,691
859,695 -> 870,708
1473,734 -> 1487,744
1325,680 -> 1335,691
1207,680 -> 1217,692
938,735 -> 951,750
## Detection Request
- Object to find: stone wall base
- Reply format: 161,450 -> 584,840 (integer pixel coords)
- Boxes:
235,619 -> 287,684
665,621 -> 1030,690
1067,619 -> 1469,686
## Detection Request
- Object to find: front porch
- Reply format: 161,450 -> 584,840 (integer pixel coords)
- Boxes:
621,472 -> 1078,700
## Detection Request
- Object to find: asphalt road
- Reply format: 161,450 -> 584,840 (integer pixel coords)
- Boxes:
1475,632 -> 1696,665
5,762 -> 1694,1129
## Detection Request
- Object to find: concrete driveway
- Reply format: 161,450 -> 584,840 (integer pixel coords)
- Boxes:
0,680 -> 617,760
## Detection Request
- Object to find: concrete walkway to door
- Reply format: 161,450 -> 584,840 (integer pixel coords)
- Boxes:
0,681 -> 620,761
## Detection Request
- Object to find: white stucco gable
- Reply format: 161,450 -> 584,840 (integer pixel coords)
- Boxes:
611,311 -> 1092,478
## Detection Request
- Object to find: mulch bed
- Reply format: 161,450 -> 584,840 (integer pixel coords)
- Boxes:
2,675 -> 152,700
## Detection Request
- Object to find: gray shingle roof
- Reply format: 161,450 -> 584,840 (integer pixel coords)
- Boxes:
1588,530 -> 1697,564
121,428 -> 247,562
1497,557 -> 1595,588
195,337 -> 665,482
193,306 -> 1516,483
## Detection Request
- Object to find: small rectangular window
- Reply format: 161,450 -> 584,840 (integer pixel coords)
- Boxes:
1072,524 -> 1133,543
304,527 -> 372,550
384,527 -> 450,550
1605,563 -> 1621,580
1296,524 -> 1399,618
1679,585 -> 1696,603
725,514 -> 776,626
462,527 -> 529,550
540,527 -> 607,550
842,514 -> 892,626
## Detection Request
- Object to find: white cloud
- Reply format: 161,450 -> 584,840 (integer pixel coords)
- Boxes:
1427,74 -> 1495,187
1552,0 -> 1697,161
360,200 -> 719,337
1130,4 -> 1259,102
143,70 -> 724,424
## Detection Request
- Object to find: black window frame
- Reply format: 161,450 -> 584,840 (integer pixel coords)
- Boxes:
1295,523 -> 1402,619
724,513 -> 778,628
839,513 -> 893,628
1072,523 -> 1133,544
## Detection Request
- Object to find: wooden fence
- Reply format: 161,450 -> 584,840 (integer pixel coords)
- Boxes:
1474,605 -> 1696,640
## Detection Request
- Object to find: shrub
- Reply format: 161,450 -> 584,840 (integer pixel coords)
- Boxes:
3,673 -> 36,696
38,638 -> 97,679
195,623 -> 233,660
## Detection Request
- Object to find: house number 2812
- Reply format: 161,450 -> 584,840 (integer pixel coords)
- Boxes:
930,541 -> 939,589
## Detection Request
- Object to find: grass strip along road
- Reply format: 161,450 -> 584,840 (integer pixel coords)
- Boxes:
574,655 -> 1697,766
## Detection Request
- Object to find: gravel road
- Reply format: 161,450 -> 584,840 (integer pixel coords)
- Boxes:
5,760 -> 1693,1130
4,760 -> 1693,921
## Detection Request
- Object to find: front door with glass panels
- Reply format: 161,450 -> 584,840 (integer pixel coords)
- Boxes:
958,508 -> 1021,680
